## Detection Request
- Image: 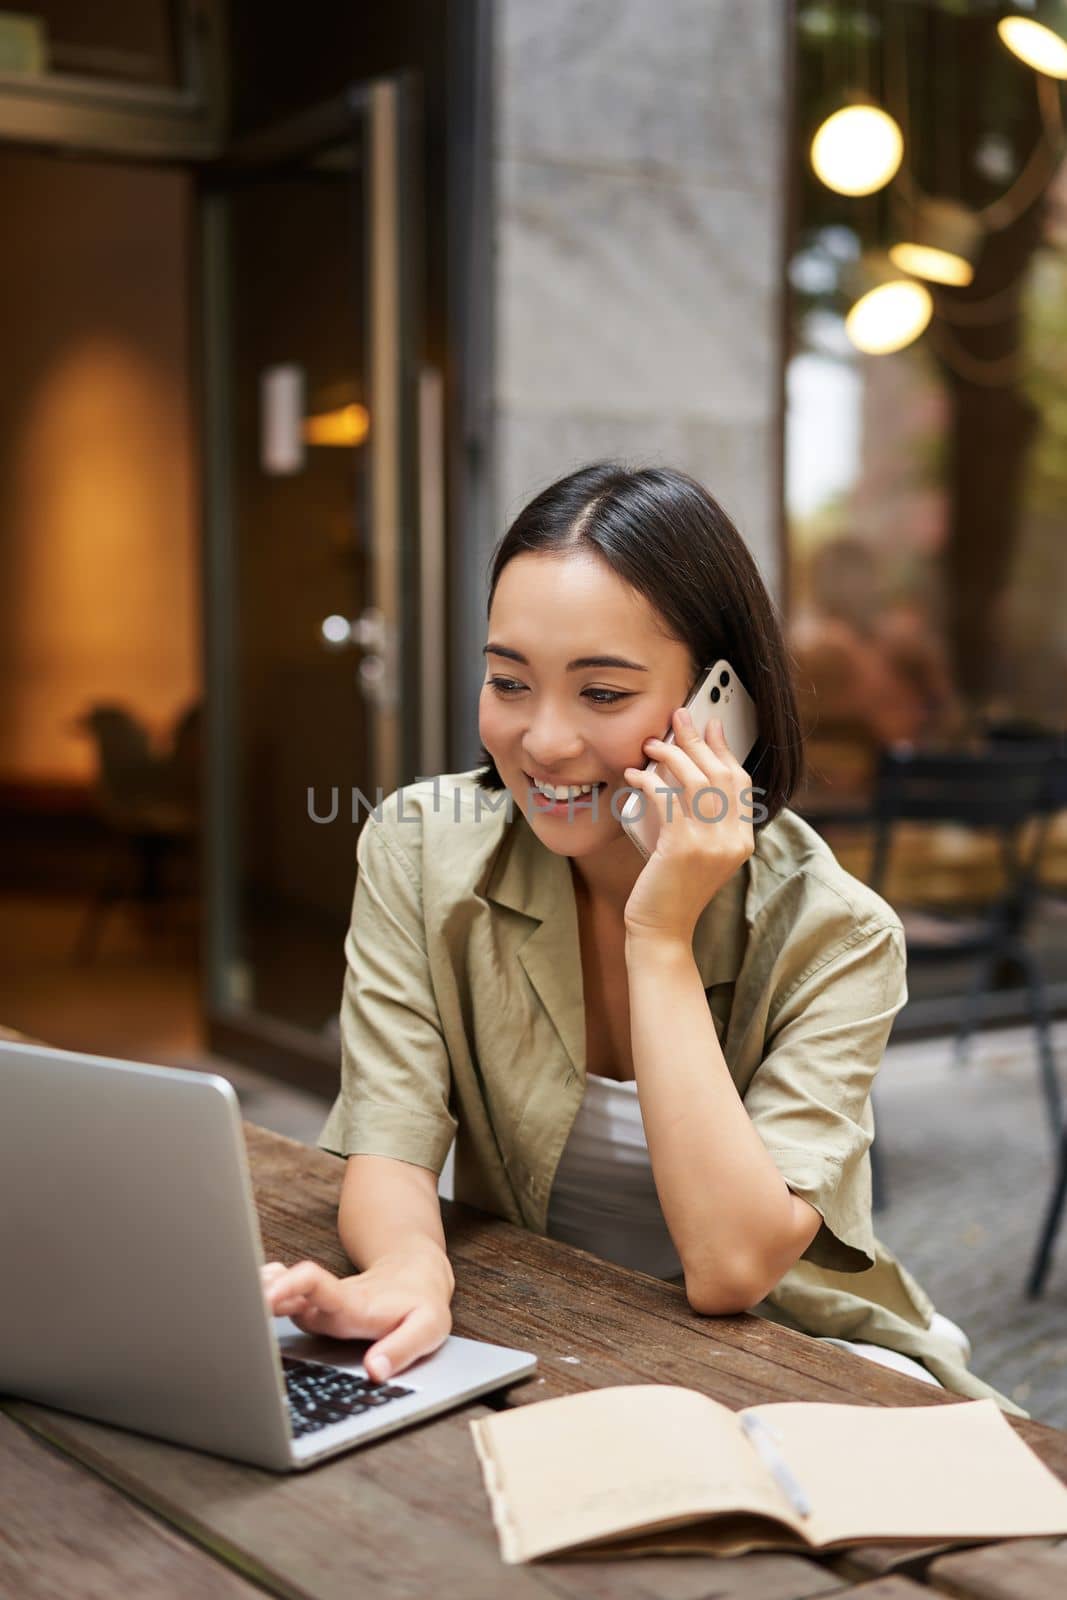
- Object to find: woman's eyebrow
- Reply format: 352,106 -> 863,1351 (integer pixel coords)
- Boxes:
482,644 -> 648,671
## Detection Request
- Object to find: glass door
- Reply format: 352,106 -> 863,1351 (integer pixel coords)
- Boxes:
201,79 -> 426,1084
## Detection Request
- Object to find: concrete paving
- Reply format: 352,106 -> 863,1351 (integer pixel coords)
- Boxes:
870,1020 -> 1067,1424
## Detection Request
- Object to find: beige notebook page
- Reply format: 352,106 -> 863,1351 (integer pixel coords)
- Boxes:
747,1399 -> 1067,1548
470,1384 -> 803,1564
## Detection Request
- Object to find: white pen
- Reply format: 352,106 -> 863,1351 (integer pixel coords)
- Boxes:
739,1413 -> 813,1519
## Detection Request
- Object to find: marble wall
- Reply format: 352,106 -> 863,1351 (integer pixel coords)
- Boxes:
490,0 -> 788,594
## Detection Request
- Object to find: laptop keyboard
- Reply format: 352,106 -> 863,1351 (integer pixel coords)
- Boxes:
282,1355 -> 415,1439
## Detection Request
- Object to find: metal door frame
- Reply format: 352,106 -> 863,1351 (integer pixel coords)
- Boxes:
199,77 -> 428,1088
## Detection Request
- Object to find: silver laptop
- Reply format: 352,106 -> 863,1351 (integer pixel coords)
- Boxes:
0,1041 -> 537,1471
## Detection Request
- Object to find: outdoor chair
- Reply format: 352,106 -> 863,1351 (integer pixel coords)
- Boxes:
867,743 -> 1063,1212
73,702 -> 200,958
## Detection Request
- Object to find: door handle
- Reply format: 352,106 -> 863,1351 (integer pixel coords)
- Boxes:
320,607 -> 397,708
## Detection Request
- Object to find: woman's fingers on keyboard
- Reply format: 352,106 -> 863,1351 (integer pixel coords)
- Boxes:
260,1262 -> 285,1290
263,1260 -> 343,1318
363,1301 -> 451,1382
287,1302 -> 330,1334
260,1262 -> 448,1371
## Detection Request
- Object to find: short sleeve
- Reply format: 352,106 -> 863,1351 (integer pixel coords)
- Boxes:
742,921 -> 907,1274
317,816 -> 457,1173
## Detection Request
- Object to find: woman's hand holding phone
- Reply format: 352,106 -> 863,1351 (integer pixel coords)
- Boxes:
621,705 -> 755,945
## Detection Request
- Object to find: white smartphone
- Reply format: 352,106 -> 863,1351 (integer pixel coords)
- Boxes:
619,659 -> 760,860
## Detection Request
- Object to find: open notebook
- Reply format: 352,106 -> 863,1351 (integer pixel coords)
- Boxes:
470,1386 -> 1067,1564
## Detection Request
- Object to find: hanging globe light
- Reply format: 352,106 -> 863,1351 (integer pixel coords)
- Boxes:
810,95 -> 904,197
845,256 -> 933,355
998,2 -> 1067,79
889,198 -> 983,288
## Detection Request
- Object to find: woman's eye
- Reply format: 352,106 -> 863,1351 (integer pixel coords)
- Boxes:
583,689 -> 631,706
486,678 -> 630,706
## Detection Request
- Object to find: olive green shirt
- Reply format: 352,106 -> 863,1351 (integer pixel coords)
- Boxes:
318,769 -> 1024,1417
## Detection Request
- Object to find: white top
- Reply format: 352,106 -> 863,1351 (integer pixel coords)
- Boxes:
543,1074 -> 969,1392
547,1081 -> 966,1395
545,1072 -> 684,1281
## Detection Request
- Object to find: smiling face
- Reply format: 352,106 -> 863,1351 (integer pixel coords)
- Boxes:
478,549 -> 697,862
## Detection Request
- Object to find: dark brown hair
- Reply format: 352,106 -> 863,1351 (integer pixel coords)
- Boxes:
475,462 -> 804,827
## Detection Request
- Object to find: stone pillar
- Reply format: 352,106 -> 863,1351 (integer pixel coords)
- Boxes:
492,0 -> 787,591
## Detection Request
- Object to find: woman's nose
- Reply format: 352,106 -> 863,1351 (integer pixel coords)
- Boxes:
522,707 -> 584,767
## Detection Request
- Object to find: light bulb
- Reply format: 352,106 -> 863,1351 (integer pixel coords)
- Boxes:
889,197 -> 981,288
998,15 -> 1067,79
889,243 -> 974,287
810,104 -> 904,197
846,279 -> 933,355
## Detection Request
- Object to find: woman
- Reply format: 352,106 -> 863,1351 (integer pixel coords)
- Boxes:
262,463 -> 1021,1416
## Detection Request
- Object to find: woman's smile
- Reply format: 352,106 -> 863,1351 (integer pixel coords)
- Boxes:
523,771 -> 608,813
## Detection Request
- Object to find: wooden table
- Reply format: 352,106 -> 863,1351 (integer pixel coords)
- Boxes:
5,1122 -> 1067,1600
